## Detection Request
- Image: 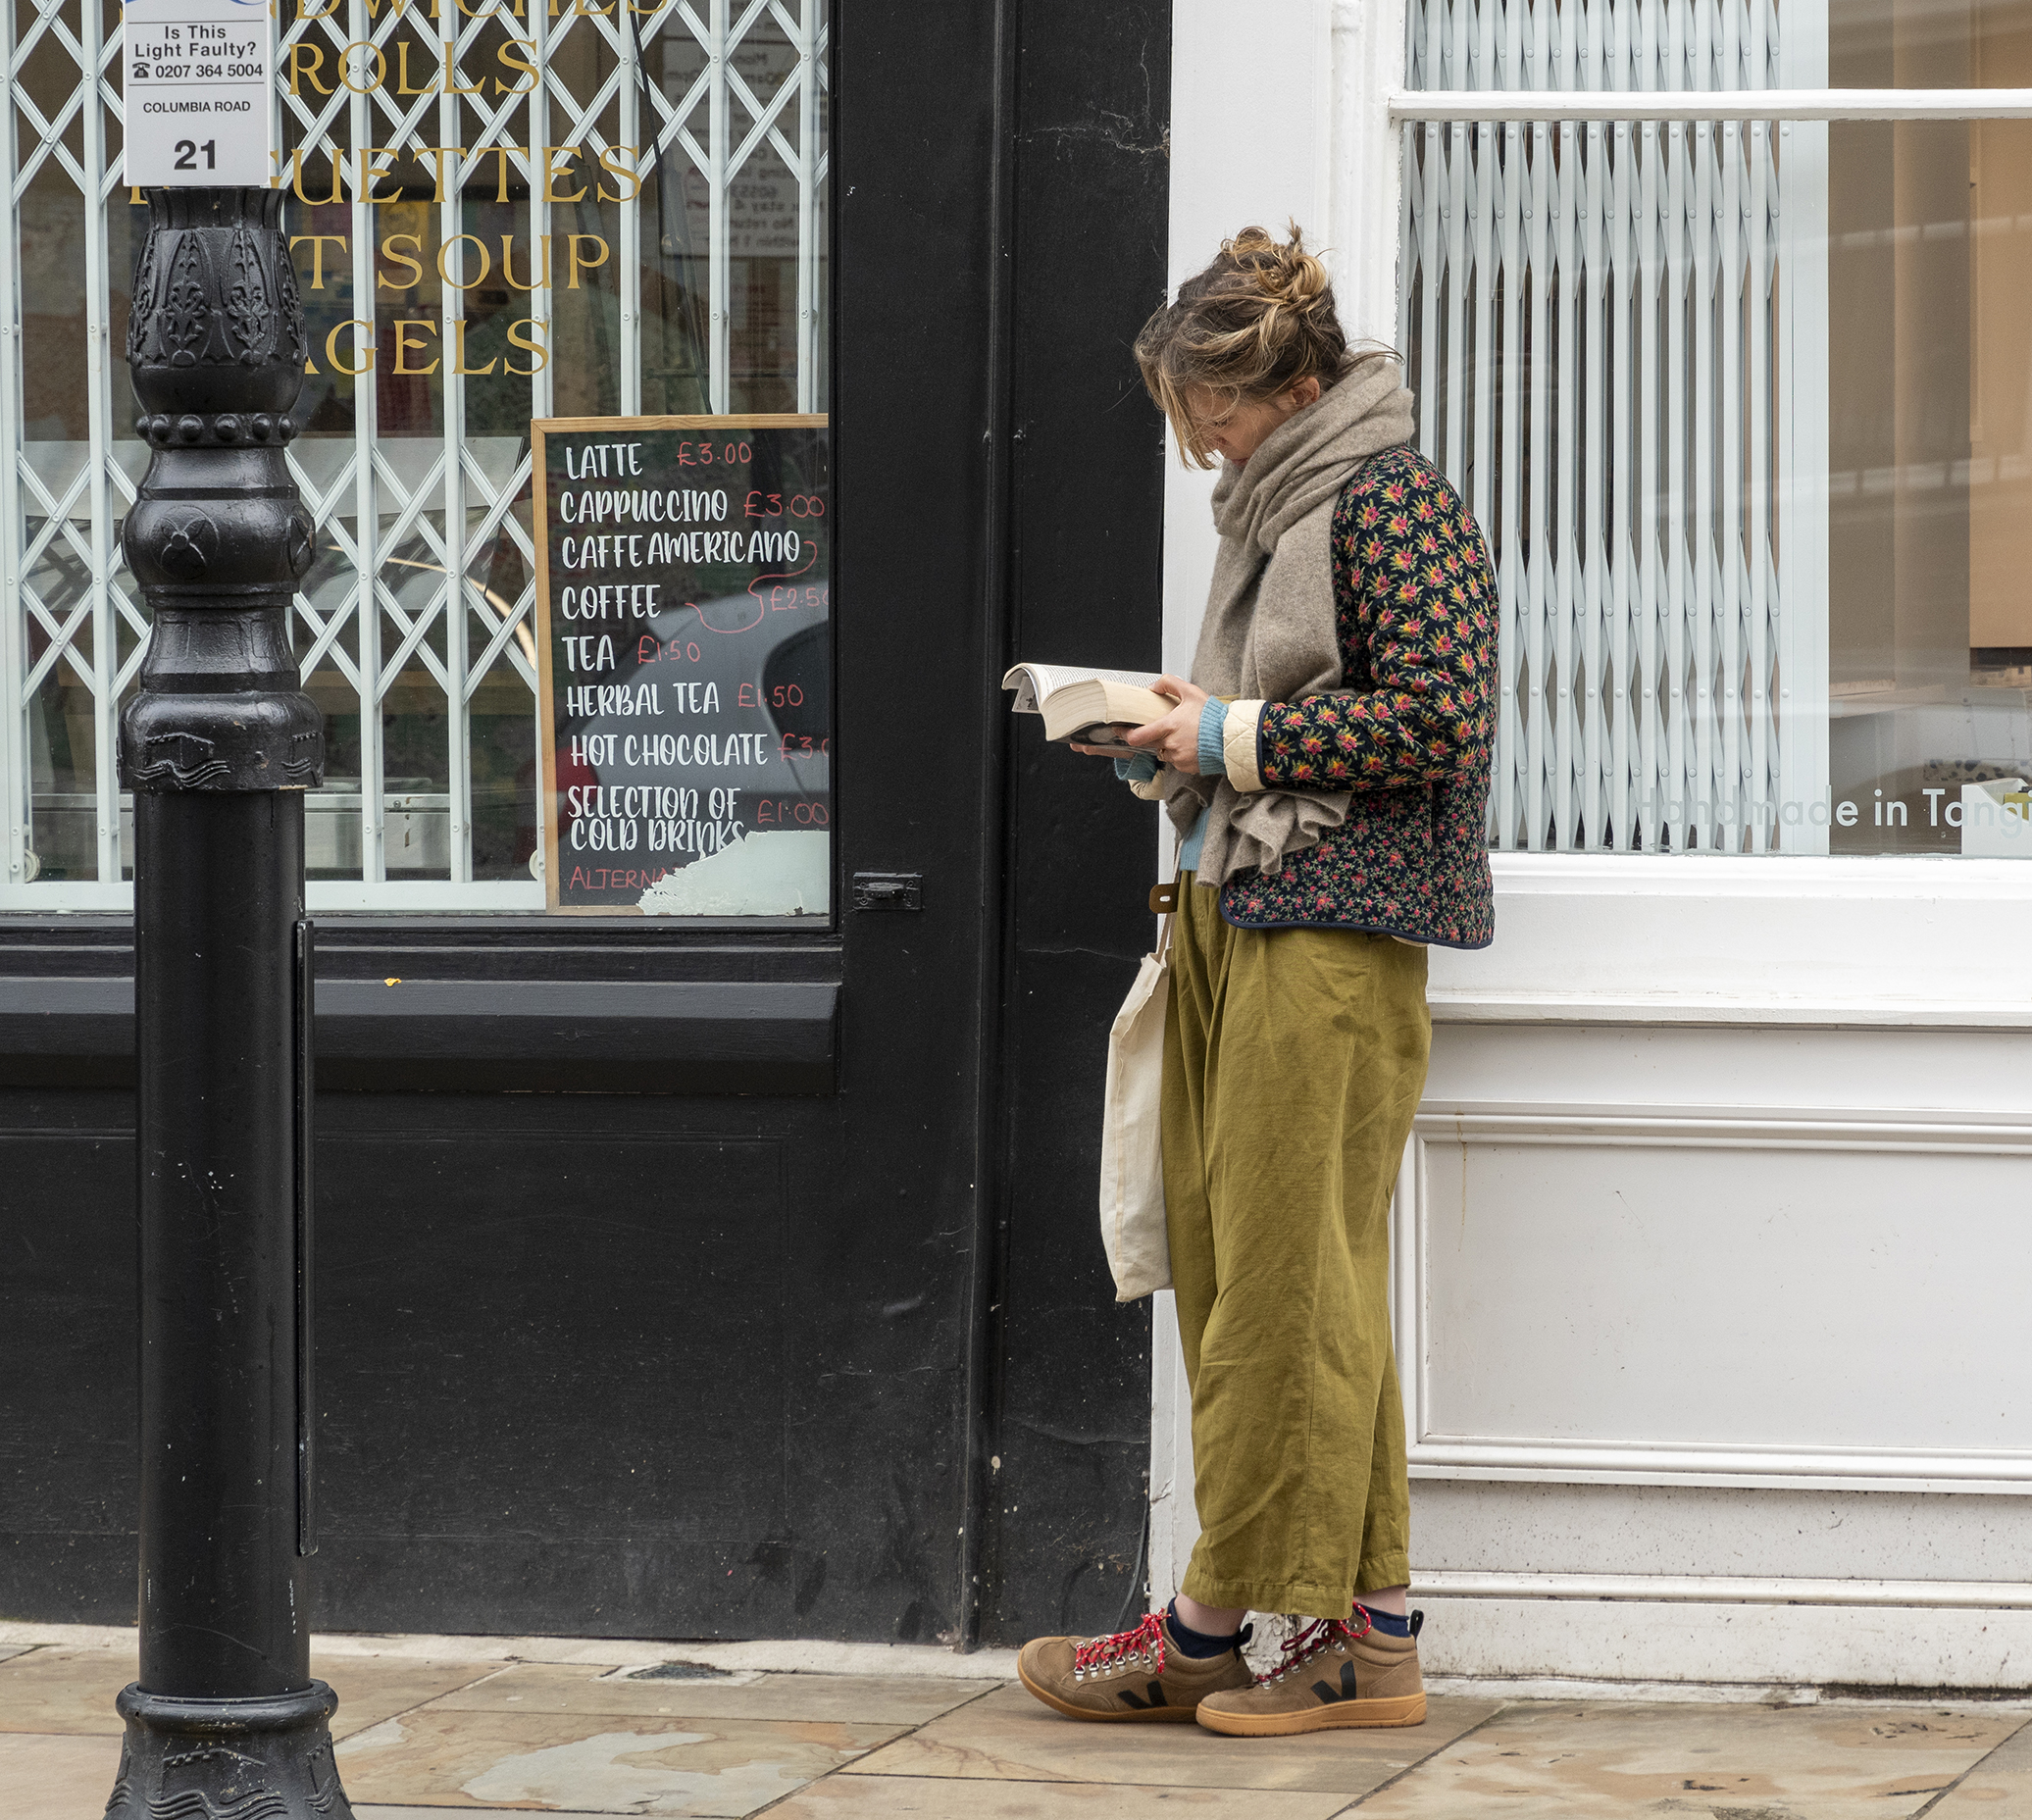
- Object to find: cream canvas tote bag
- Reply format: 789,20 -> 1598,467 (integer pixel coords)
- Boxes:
1097,893 -> 1174,1301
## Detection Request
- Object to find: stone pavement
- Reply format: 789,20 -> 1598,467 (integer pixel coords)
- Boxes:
5,1623 -> 2032,1817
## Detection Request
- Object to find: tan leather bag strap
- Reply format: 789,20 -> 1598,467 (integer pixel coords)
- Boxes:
1147,872 -> 1181,963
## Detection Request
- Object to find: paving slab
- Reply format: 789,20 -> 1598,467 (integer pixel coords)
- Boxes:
0,1731 -> 122,1820
771,1776 -> 1357,1817
1925,1711 -> 2032,1812
319,1655 -> 517,1740
839,1682 -> 1503,1797
0,1647 -> 130,1735
0,1643 -> 503,1740
0,1623 -> 137,1651
1348,1698 -> 2022,1818
333,1706 -> 909,1816
651,1641 -> 1022,1681
423,1661 -> 1002,1726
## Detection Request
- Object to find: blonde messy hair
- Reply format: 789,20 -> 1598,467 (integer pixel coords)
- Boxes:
1135,223 -> 1370,469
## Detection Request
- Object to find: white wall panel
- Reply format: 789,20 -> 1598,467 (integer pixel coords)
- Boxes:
1425,1019 -> 2032,1115
1161,0 -> 1331,681
1413,1119 -> 2032,1458
1414,1480 -> 2032,1583
1418,1598 -> 2032,1688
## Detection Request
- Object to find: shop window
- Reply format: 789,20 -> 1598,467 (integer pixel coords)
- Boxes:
1400,0 -> 2032,858
0,0 -> 828,911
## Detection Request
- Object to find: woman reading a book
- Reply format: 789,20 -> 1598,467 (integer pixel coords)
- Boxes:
1017,225 -> 1497,1739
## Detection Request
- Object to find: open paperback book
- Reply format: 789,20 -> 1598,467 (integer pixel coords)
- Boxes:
1002,663 -> 1174,754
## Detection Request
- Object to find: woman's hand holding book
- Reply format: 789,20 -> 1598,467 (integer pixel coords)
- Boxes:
1004,662 -> 1204,767
1108,675 -> 1209,774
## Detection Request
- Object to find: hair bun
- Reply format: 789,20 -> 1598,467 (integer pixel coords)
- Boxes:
1225,222 -> 1330,311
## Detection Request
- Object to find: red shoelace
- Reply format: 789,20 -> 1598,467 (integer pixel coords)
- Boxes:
1072,1611 -> 1168,1680
1252,1608 -> 1374,1686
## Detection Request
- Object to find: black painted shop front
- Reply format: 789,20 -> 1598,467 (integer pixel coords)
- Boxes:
0,2 -> 1170,1649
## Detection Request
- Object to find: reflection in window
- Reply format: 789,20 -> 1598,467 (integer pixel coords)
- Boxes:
1401,0 -> 2032,858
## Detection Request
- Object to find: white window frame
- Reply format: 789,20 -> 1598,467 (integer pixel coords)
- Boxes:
1333,0 -> 2032,1023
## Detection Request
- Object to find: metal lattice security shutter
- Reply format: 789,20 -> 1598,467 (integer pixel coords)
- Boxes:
0,0 -> 827,907
1400,0 -> 1829,855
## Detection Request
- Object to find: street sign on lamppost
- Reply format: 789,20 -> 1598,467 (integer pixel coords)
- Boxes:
106,24 -> 351,1804
122,0 -> 275,187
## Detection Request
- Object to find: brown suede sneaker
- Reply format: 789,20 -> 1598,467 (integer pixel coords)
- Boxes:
1017,1611 -> 1251,1722
1195,1609 -> 1426,1737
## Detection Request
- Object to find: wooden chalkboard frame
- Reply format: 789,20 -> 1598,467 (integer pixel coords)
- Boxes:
531,412 -> 831,915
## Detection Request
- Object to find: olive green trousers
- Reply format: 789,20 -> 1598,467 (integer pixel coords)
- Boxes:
1163,876 -> 1431,1619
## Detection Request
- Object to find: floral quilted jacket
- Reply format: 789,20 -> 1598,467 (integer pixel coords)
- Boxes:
1221,446 -> 1497,948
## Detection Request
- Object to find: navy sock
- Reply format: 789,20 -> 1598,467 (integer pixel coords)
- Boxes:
1356,1604 -> 1415,1638
1165,1599 -> 1245,1658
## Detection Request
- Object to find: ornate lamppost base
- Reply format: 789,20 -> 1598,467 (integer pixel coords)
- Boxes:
107,1682 -> 352,1820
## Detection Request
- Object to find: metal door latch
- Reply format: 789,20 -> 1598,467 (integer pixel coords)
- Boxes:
852,871 -> 923,911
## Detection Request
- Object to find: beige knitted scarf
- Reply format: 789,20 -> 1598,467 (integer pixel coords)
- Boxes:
1159,356 -> 1416,884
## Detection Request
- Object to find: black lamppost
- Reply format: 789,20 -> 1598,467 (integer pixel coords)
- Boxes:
106,184 -> 352,1820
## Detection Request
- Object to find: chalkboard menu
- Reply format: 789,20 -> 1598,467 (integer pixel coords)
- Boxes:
533,415 -> 831,915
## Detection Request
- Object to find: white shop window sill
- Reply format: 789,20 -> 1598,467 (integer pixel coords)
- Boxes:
1487,849 -> 2032,900
1429,850 -> 2032,1025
